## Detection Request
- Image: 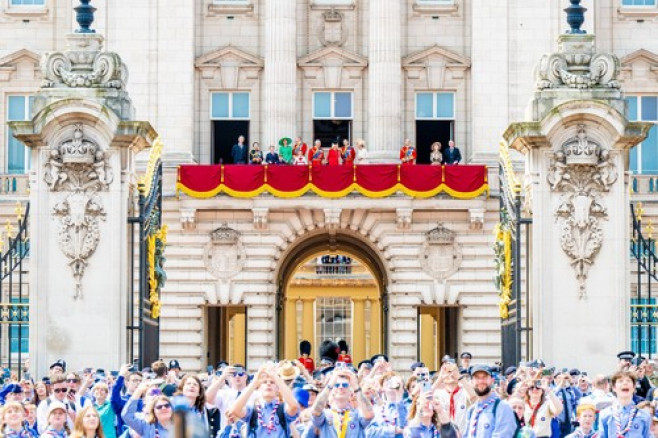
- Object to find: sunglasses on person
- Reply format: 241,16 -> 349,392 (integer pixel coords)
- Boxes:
53,388 -> 68,394
235,372 -> 246,377
154,403 -> 171,411
333,383 -> 350,389
66,379 -> 79,384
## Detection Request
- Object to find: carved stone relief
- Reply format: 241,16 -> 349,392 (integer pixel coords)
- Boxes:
421,224 -> 463,282
547,125 -> 617,298
318,9 -> 347,47
203,224 -> 246,305
44,124 -> 113,299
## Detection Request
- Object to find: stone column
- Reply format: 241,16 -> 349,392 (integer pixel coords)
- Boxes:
11,32 -> 156,374
367,0 -> 401,160
351,297 -> 366,363
262,0 -> 297,146
301,298 -> 315,347
504,32 -> 651,374
284,298 -> 298,360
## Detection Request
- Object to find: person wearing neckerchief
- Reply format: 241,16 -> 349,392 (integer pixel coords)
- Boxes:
433,358 -> 476,435
36,376 -> 75,435
0,384 -> 25,405
523,378 -> 562,438
369,372 -> 408,438
176,375 -> 219,438
229,363 -> 300,438
69,406 -> 105,438
461,365 -> 517,438
565,404 -> 598,438
0,401 -> 36,438
24,403 -> 39,437
121,384 -> 172,438
39,402 -> 69,438
506,396 -> 536,438
206,364 -> 250,430
305,368 -> 374,438
597,370 -> 651,438
403,392 -> 458,438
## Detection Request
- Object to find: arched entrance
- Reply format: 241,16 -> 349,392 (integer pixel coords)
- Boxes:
276,232 -> 389,364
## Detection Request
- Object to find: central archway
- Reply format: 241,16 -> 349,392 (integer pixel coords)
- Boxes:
275,231 -> 389,364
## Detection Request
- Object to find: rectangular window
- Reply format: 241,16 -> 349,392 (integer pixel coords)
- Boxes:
415,92 -> 455,120
622,0 -> 656,5
210,92 -> 250,120
6,95 -> 32,174
10,0 -> 45,5
313,91 -> 353,119
315,297 -> 352,358
627,96 -> 658,174
9,298 -> 28,355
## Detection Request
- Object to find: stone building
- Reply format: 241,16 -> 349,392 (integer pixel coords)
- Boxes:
1,0 -> 658,373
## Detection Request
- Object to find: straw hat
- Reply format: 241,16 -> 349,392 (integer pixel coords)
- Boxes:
277,361 -> 300,381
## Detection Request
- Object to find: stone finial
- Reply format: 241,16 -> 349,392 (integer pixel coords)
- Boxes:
564,0 -> 586,35
75,0 -> 96,34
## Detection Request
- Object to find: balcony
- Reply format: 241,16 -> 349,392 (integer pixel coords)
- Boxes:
631,174 -> 658,202
0,175 -> 29,199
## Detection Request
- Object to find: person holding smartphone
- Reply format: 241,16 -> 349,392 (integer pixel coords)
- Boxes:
370,372 -> 408,438
433,361 -> 476,435
523,379 -> 562,438
206,364 -> 250,430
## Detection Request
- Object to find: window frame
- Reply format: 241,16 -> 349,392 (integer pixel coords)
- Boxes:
415,91 -> 456,121
209,91 -> 251,121
621,0 -> 656,6
312,91 -> 354,120
6,94 -> 32,174
9,0 -> 45,5
627,95 -> 658,174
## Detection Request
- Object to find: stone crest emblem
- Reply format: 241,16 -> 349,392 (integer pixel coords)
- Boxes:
203,224 -> 245,280
421,224 -> 462,281
318,9 -> 347,47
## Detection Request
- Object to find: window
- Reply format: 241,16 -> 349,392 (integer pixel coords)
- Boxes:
8,298 -> 28,355
10,0 -> 45,4
315,297 -> 352,355
313,91 -> 352,119
416,92 -> 455,120
622,0 -> 656,5
210,92 -> 250,119
627,96 -> 658,174
6,95 -> 32,174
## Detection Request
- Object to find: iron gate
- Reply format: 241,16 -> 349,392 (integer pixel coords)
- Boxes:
0,202 -> 29,378
630,203 -> 657,358
128,139 -> 167,369
496,144 -> 532,369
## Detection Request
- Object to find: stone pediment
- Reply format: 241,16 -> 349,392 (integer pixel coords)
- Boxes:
195,46 -> 263,86
402,45 -> 470,88
0,48 -> 40,81
298,47 -> 367,88
620,49 -> 658,83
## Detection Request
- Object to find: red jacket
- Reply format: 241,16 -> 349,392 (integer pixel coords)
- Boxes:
400,146 -> 417,165
298,356 -> 315,373
308,147 -> 324,165
327,148 -> 341,165
341,146 -> 355,165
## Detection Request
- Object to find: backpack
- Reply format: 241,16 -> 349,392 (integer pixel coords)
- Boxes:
248,404 -> 287,438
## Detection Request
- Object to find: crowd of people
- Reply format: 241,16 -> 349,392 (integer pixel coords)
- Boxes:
229,136 -> 462,166
0,344 -> 655,438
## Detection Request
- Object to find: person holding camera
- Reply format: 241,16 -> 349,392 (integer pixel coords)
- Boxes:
370,372 -> 408,438
554,370 -> 582,437
306,368 -> 374,438
206,364 -> 250,430
523,378 -> 562,438
433,359 -> 476,435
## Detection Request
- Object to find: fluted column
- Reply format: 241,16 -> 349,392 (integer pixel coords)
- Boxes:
263,0 -> 297,146
367,0 -> 401,160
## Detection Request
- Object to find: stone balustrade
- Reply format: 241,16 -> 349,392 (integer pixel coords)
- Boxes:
0,174 -> 29,198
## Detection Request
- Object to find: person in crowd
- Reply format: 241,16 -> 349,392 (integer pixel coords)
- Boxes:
341,139 -> 355,166
110,364 -> 143,434
21,380 -> 35,404
633,358 -> 652,400
121,383 -> 172,438
231,135 -> 248,164
555,369 -> 581,437
34,383 -> 49,407
577,374 -> 592,398
0,384 -> 24,405
307,368 -> 374,438
618,351 -> 635,371
308,140 -> 324,167
0,401 -> 35,438
461,365 -> 517,437
250,142 -> 264,165
355,139 -> 368,164
206,364 -> 250,430
292,146 -> 307,165
460,353 -> 472,372
507,396 -> 536,438
430,142 -> 442,165
298,341 -> 315,374
442,140 -> 461,165
228,363 -> 300,438
25,403 -> 38,437
598,370 -> 652,437
433,358 -> 476,434
279,138 -> 293,164
91,383 -> 115,438
400,139 -> 417,165
403,392 -> 458,438
49,362 -> 66,379
151,361 -> 176,397
564,404 -> 597,438
64,373 -> 90,411
69,406 -> 104,438
523,378 -> 562,438
337,341 -> 352,365
371,372 -> 407,438
176,375 -> 220,438
326,141 -> 341,166
36,376 -> 75,434
294,138 -> 308,158
265,146 -> 280,165
39,402 -> 69,438
168,361 -> 182,380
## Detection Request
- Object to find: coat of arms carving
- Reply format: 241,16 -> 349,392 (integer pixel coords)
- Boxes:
421,224 -> 462,281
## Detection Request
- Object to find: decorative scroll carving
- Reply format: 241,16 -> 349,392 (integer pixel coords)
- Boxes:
42,48 -> 127,89
547,125 -> 617,298
421,224 -> 463,281
45,124 -> 112,299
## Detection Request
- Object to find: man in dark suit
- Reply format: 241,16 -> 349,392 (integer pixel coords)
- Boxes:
443,140 -> 462,165
231,135 -> 248,164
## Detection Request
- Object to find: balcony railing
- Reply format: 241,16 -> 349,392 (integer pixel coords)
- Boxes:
0,175 -> 29,198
